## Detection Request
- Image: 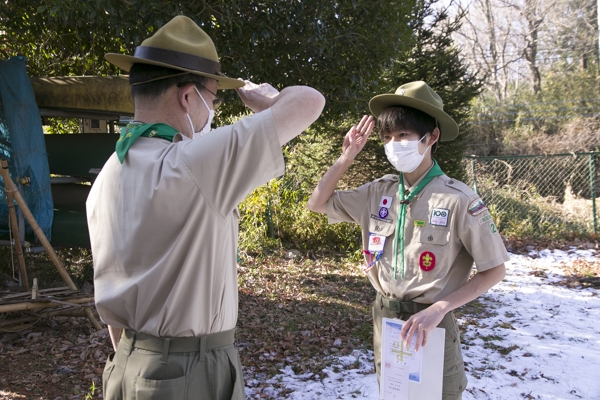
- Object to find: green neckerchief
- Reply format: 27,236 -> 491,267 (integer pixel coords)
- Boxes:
116,123 -> 179,163
392,160 -> 444,279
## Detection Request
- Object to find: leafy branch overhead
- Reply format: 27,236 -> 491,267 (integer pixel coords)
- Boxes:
1,0 -> 416,120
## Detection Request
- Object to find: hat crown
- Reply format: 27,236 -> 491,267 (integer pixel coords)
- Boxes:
140,16 -> 219,63
395,81 -> 444,112
368,80 -> 459,141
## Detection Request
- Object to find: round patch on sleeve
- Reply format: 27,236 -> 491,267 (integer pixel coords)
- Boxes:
419,251 -> 436,271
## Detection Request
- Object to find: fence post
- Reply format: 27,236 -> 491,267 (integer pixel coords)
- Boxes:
266,199 -> 275,238
590,154 -> 598,234
470,159 -> 478,194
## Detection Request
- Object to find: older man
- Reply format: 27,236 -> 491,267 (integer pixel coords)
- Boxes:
87,15 -> 325,400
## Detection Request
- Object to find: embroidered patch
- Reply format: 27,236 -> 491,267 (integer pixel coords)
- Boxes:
430,208 -> 450,226
379,196 -> 393,208
478,214 -> 492,225
414,220 -> 426,227
379,207 -> 389,219
419,251 -> 436,271
468,199 -> 488,216
371,214 -> 392,223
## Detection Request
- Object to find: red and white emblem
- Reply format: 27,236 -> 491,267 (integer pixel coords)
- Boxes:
419,251 -> 436,271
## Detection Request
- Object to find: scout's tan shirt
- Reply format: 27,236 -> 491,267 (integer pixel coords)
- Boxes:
87,110 -> 284,337
327,172 -> 509,304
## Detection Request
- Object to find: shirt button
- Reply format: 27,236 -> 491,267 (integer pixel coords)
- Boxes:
375,226 -> 381,231
448,180 -> 454,184
428,235 -> 433,241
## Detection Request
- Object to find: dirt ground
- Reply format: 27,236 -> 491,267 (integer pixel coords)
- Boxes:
0,315 -> 109,400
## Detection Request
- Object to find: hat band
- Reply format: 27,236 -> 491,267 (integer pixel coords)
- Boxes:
134,46 -> 221,75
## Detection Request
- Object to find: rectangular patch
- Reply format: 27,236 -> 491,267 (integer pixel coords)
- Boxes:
430,208 -> 450,227
371,214 -> 392,223
414,220 -> 426,227
379,196 -> 393,208
368,233 -> 386,252
478,214 -> 492,225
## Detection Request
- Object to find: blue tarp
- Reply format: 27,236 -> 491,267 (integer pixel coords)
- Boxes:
0,56 -> 53,241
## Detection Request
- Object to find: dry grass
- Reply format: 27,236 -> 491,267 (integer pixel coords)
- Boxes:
502,117 -> 600,155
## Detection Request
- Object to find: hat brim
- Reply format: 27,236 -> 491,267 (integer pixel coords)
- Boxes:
105,53 -> 244,90
369,94 -> 459,141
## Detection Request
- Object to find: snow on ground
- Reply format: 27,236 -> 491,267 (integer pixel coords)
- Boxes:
245,247 -> 600,400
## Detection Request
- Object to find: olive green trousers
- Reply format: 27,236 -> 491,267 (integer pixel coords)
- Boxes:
102,328 -> 244,400
373,296 -> 468,400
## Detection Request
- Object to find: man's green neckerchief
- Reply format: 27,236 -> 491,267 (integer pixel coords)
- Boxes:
116,123 -> 179,163
392,160 -> 444,279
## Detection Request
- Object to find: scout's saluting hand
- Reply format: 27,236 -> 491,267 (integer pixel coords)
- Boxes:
306,115 -> 374,214
341,115 -> 375,162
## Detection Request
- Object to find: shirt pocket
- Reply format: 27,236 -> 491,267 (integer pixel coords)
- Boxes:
416,225 -> 451,246
368,217 -> 396,238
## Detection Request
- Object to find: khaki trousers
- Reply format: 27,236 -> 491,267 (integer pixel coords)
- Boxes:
103,328 -> 244,400
373,296 -> 468,400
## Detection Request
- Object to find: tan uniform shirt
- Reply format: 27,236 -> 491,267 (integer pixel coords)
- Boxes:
327,170 -> 509,304
87,110 -> 284,337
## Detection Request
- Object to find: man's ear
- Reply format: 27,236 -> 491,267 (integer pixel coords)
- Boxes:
177,83 -> 196,114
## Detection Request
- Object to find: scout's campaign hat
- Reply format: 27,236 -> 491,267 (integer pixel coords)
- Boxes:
105,15 -> 243,89
369,81 -> 459,141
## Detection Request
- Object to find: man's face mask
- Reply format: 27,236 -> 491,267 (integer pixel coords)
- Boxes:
384,135 -> 429,173
185,87 -> 214,139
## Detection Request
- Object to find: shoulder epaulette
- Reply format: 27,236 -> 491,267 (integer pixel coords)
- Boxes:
373,174 -> 399,183
439,175 -> 475,197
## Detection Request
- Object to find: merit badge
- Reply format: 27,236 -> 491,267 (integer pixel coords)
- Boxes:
378,207 -> 389,219
430,208 -> 450,226
468,199 -> 488,216
368,233 -> 386,252
379,196 -> 393,208
419,251 -> 436,271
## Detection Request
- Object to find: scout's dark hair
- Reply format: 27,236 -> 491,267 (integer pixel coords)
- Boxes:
129,63 -> 209,100
377,106 -> 439,152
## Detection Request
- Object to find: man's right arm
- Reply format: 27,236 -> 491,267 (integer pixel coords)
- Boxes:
235,81 -> 325,146
306,115 -> 374,214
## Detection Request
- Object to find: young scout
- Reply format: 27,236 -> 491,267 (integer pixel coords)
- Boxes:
307,81 -> 508,399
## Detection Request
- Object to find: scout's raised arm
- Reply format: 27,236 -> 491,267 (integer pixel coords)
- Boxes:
307,115 -> 374,214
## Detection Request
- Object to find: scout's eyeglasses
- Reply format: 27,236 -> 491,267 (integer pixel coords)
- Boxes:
179,82 -> 224,109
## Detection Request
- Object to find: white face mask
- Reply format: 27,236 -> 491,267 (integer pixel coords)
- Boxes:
185,87 -> 214,139
384,135 -> 429,173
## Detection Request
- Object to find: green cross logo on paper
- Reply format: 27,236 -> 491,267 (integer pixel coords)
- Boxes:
392,340 -> 413,361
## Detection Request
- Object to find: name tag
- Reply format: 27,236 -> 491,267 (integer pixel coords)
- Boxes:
368,233 -> 386,252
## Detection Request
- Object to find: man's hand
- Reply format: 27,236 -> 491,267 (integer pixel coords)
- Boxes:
235,80 -> 280,113
341,115 -> 374,162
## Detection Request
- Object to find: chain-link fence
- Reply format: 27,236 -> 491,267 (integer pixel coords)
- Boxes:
462,152 -> 599,238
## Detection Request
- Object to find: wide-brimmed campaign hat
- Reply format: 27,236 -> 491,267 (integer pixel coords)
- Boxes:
368,81 -> 459,141
105,15 -> 243,89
